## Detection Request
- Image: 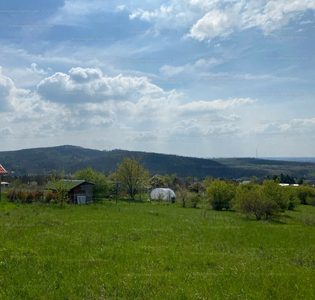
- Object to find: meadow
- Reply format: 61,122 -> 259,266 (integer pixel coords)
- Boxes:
0,199 -> 315,299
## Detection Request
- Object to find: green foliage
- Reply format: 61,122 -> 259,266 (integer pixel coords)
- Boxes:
284,187 -> 301,210
150,174 -> 167,188
205,179 -> 236,211
296,185 -> 315,205
189,194 -> 202,208
203,176 -> 213,188
113,156 -> 150,199
188,182 -> 206,194
49,171 -> 71,207
233,188 -> 280,220
73,167 -> 108,201
261,180 -> 289,211
306,196 -> 315,206
176,185 -> 191,208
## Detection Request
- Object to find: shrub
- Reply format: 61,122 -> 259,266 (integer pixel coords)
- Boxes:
284,187 -> 300,210
262,180 -> 289,211
232,188 -> 280,220
190,194 -> 202,208
34,190 -> 44,202
26,191 -> 36,203
45,191 -> 56,202
16,190 -> 27,203
205,179 -> 236,211
306,196 -> 315,206
297,185 -> 315,205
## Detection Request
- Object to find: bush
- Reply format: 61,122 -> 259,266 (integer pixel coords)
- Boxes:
306,196 -> 315,206
16,190 -> 27,203
232,188 -> 280,220
34,190 -> 44,202
262,180 -> 289,211
205,179 -> 236,211
26,191 -> 36,203
45,191 -> 56,202
297,185 -> 315,205
284,187 -> 300,210
190,195 -> 202,208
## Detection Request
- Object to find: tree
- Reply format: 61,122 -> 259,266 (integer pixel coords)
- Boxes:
113,156 -> 150,200
203,176 -> 213,189
49,171 -> 71,207
261,180 -> 289,212
296,185 -> 315,205
284,186 -> 300,210
162,174 -> 171,187
150,175 -> 166,188
72,167 -> 108,201
233,188 -> 280,220
205,179 -> 236,211
176,184 -> 191,208
188,182 -> 206,194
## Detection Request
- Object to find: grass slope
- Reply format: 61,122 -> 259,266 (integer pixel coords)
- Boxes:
0,202 -> 315,299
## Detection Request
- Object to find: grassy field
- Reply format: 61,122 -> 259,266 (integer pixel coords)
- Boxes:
0,201 -> 315,299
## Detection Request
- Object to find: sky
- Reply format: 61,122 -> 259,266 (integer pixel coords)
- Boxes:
0,0 -> 314,157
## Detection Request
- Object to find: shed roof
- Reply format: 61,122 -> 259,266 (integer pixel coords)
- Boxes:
0,165 -> 8,175
49,180 -> 94,191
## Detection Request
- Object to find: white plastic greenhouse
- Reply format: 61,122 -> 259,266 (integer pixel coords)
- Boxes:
150,188 -> 176,203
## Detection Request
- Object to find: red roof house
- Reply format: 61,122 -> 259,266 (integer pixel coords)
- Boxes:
0,164 -> 8,201
0,164 -> 8,175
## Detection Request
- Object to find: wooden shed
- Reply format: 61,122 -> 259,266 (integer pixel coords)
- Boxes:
50,180 -> 94,205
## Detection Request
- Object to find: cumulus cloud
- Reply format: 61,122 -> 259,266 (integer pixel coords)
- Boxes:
37,67 -> 169,104
186,8 -> 243,41
130,0 -> 315,41
254,118 -> 315,139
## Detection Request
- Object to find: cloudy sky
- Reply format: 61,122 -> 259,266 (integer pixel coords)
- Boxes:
0,0 -> 314,157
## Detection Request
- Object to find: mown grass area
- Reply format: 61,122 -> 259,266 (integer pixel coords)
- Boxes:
0,201 -> 315,299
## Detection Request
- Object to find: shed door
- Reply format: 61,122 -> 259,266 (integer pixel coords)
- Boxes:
77,196 -> 86,205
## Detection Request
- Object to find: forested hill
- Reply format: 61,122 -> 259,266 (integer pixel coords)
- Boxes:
0,145 -> 314,179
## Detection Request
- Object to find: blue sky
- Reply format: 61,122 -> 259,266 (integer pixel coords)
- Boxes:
0,0 -> 314,157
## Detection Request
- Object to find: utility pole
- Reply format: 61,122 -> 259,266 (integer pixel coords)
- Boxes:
114,182 -> 121,204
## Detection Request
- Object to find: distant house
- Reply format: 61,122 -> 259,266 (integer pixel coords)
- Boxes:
150,188 -> 176,203
1,182 -> 9,192
50,180 -> 94,205
0,164 -> 8,201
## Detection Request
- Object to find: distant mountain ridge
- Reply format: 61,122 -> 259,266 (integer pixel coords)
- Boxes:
0,145 -> 314,179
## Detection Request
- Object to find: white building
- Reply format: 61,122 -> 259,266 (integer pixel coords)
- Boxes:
150,188 -> 176,203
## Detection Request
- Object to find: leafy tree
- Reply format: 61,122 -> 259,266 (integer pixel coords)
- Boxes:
188,182 -> 206,194
162,174 -> 171,187
150,175 -> 167,188
261,180 -> 289,212
190,194 -> 202,208
233,188 -> 279,220
176,184 -> 191,208
48,171 -> 71,207
284,187 -> 300,210
203,176 -> 213,189
296,185 -> 315,205
113,156 -> 150,200
72,167 -> 108,201
205,179 -> 236,211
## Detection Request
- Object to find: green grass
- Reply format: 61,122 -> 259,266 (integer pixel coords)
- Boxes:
0,201 -> 315,299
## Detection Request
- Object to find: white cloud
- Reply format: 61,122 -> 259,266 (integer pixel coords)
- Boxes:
130,0 -> 315,41
186,8 -> 243,41
180,98 -> 254,112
